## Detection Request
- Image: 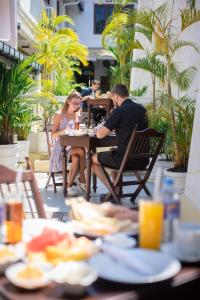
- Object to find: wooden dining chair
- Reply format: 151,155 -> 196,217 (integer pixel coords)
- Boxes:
99,128 -> 166,205
0,160 -> 46,218
44,122 -> 70,193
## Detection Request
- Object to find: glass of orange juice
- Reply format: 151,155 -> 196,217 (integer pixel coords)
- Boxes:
5,193 -> 24,244
139,199 -> 164,250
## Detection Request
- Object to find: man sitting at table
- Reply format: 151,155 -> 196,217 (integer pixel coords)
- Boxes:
81,80 -> 107,125
92,83 -> 148,195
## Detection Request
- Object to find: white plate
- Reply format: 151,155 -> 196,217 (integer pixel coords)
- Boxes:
23,219 -> 73,241
89,248 -> 181,284
5,262 -> 52,290
103,233 -> 137,248
161,242 -> 200,263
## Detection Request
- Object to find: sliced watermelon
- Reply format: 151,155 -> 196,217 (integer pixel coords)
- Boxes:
26,227 -> 72,252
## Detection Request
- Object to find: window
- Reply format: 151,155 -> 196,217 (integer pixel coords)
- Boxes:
94,4 -> 135,35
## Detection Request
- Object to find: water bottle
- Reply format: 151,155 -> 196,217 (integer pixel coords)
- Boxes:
161,177 -> 180,243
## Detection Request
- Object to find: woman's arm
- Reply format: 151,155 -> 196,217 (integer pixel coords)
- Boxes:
51,112 -> 65,139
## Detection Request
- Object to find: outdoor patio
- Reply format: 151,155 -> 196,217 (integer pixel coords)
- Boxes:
32,172 -> 154,220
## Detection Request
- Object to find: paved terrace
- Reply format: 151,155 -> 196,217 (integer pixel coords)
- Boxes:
24,172 -> 154,220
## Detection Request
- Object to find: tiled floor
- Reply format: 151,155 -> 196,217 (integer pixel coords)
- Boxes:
25,172 -> 154,220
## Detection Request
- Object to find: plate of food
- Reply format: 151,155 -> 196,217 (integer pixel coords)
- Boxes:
66,199 -> 138,238
0,243 -> 25,274
25,226 -> 98,266
5,262 -> 52,290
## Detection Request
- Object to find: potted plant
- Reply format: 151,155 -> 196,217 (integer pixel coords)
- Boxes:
14,101 -> 34,162
163,97 -> 195,193
0,60 -> 34,168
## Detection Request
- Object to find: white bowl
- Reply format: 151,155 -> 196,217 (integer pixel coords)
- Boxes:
103,233 -> 137,248
5,262 -> 52,290
0,243 -> 25,274
51,261 -> 97,295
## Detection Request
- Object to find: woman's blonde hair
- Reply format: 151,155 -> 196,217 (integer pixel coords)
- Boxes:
62,91 -> 81,112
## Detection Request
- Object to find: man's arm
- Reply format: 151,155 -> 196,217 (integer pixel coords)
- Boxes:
96,126 -> 111,139
96,107 -> 121,139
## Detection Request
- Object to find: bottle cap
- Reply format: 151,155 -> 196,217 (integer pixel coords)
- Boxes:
163,177 -> 174,186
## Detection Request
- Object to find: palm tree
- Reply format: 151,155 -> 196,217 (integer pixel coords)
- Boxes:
121,2 -> 200,169
102,5 -> 143,88
33,9 -> 88,124
132,53 -> 166,110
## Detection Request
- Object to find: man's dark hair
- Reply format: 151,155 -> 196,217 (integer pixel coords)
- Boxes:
91,80 -> 100,86
111,84 -> 129,98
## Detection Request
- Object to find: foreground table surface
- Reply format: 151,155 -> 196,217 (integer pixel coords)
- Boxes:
0,264 -> 200,300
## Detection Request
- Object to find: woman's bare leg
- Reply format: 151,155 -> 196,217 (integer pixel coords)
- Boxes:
68,148 -> 86,185
68,154 -> 79,187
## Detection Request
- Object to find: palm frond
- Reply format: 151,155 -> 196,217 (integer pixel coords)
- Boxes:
132,55 -> 166,80
170,64 -> 197,91
181,8 -> 200,31
172,40 -> 200,54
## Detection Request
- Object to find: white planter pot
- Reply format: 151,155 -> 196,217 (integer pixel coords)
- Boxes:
164,168 -> 187,195
149,159 -> 173,182
0,144 -> 19,169
28,132 -> 47,153
18,140 -> 30,162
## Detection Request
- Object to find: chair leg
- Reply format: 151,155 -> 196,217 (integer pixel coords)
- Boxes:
130,172 -> 152,205
100,166 -> 120,203
45,173 -> 51,190
51,172 -> 57,193
93,173 -> 97,192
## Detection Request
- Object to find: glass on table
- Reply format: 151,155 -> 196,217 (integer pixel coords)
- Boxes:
4,193 -> 24,244
139,199 -> 164,250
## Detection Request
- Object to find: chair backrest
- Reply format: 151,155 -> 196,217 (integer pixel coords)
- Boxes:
119,128 -> 166,174
0,163 -> 46,219
45,121 -> 54,158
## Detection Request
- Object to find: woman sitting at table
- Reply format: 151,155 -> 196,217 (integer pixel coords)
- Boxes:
50,91 -> 86,196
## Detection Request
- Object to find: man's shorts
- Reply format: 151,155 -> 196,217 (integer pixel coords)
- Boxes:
97,150 -> 148,170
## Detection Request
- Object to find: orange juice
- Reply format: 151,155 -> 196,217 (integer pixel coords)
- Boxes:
139,200 -> 164,250
5,202 -> 23,244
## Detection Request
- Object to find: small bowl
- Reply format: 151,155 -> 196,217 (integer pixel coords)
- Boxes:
0,243 -> 25,274
51,261 -> 97,295
5,262 -> 52,290
103,233 -> 137,248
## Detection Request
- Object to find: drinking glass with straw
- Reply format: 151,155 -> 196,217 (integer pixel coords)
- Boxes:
5,168 -> 24,244
139,168 -> 164,250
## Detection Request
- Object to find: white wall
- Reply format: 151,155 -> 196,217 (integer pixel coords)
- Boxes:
0,0 -> 17,48
61,0 -> 102,48
20,0 -> 42,22
130,0 -> 200,102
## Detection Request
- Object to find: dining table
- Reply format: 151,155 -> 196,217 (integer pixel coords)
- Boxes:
60,133 -> 118,199
87,98 -> 114,127
0,261 -> 200,300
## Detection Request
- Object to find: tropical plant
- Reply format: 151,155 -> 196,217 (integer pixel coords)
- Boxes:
34,10 -> 88,81
119,2 -> 200,169
32,9 -> 88,124
14,102 -> 34,140
0,59 -> 34,144
102,2 -> 143,88
54,73 -> 82,96
130,85 -> 148,97
132,54 -> 166,110
148,95 -> 195,170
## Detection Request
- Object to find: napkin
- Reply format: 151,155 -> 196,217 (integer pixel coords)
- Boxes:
101,244 -> 155,276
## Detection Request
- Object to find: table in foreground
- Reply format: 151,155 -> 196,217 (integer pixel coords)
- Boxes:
0,264 -> 200,300
60,134 -> 118,200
